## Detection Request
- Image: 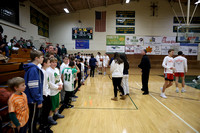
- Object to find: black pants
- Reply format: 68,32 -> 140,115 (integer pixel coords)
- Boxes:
40,95 -> 51,128
90,66 -> 95,77
142,70 -> 150,93
28,103 -> 39,133
112,77 -> 124,97
59,91 -> 73,113
14,122 -> 28,133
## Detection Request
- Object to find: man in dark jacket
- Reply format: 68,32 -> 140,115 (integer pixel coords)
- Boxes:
138,49 -> 151,95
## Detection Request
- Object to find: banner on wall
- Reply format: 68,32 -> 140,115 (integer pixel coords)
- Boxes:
143,37 -> 162,44
180,43 -> 198,55
106,35 -> 125,45
143,44 -> 162,55
125,45 -> 135,54
75,40 -> 89,49
161,36 -> 176,43
106,46 -> 125,53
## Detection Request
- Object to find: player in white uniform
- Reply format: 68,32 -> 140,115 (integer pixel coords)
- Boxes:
160,49 -> 175,98
102,53 -> 110,75
174,51 -> 188,93
61,61 -> 80,110
96,52 -> 103,74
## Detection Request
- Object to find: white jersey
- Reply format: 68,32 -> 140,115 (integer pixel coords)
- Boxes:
41,68 -> 50,96
87,56 -> 90,64
60,62 -> 69,74
62,68 -> 77,91
46,67 -> 63,96
81,62 -> 85,72
103,55 -> 110,67
174,56 -> 187,73
162,56 -> 174,74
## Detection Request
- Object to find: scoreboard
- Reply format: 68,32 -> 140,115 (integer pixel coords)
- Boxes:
72,27 -> 93,39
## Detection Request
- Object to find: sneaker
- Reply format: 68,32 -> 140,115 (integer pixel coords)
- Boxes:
67,104 -> 74,108
143,92 -> 149,95
160,93 -> 167,98
111,97 -> 118,101
181,89 -> 186,93
73,95 -> 78,98
48,117 -> 57,125
120,95 -> 126,100
55,113 -> 64,119
176,89 -> 179,93
71,97 -> 76,102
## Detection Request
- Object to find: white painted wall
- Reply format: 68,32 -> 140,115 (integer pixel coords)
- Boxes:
0,0 -> 49,49
49,0 -> 200,54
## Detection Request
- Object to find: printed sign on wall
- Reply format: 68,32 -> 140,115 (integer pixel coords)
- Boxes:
106,35 -> 125,45
106,46 -> 125,53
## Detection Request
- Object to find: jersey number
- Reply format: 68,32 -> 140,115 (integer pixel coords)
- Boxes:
65,74 -> 71,81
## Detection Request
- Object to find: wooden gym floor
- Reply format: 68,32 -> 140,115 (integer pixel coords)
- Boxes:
51,68 -> 200,133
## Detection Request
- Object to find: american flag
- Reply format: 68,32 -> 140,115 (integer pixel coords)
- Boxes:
95,11 -> 106,32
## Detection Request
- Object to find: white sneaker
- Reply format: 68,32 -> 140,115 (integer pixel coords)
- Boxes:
160,93 -> 167,98
176,89 -> 179,93
181,89 -> 186,93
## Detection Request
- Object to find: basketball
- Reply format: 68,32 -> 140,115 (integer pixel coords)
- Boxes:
100,59 -> 103,62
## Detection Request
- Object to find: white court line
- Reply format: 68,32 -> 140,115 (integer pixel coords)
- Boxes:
135,82 -> 199,133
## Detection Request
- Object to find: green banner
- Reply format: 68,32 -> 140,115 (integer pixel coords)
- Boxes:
106,35 -> 125,45
116,19 -> 135,26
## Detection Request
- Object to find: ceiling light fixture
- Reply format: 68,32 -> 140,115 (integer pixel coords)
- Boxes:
195,0 -> 200,4
126,0 -> 130,3
64,8 -> 69,13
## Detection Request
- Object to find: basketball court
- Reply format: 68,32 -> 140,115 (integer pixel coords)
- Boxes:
51,68 -> 200,133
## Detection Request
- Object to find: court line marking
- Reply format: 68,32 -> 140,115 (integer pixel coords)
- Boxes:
135,82 -> 199,133
73,107 -> 137,110
128,95 -> 138,110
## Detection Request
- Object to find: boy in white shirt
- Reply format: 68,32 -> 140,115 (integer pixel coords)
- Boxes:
60,56 -> 69,103
103,53 -> 110,75
174,51 -> 188,93
96,52 -> 103,74
39,57 -> 53,132
161,49 -> 175,98
60,61 -> 80,111
46,57 -> 64,125
80,58 -> 85,84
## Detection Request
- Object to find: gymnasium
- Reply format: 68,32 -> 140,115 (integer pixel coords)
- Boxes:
0,0 -> 200,132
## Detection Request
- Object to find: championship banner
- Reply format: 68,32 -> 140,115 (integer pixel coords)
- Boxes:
106,46 -> 125,53
106,35 -> 125,45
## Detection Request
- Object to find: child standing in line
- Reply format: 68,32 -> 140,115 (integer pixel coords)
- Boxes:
38,57 -> 53,133
60,56 -> 69,103
46,57 -> 64,125
80,58 -> 85,85
59,61 -> 80,112
76,59 -> 82,91
23,50 -> 44,133
8,77 -> 29,133
84,58 -> 88,78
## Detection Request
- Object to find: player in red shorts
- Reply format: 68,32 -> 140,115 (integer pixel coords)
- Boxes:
160,49 -> 175,98
174,51 -> 187,93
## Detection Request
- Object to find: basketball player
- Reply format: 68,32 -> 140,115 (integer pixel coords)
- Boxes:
174,51 -> 187,93
160,49 -> 175,98
102,53 -> 110,75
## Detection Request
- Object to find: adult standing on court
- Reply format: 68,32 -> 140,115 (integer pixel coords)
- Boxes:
174,51 -> 188,93
110,52 -> 125,101
138,49 -> 151,95
160,49 -> 175,98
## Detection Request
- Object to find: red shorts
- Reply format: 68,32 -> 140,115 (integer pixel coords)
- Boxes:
174,73 -> 184,77
164,73 -> 174,81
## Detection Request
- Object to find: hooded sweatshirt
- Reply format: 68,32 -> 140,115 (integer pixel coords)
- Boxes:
24,63 -> 44,105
